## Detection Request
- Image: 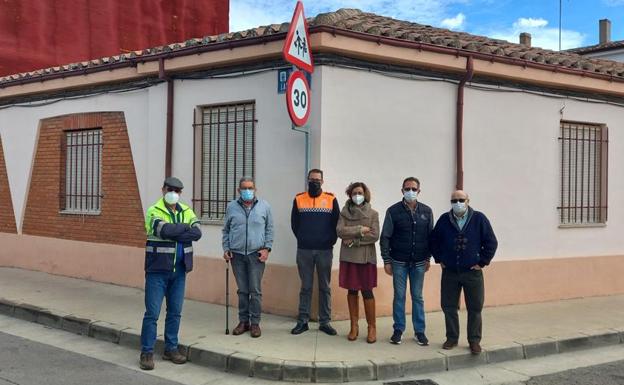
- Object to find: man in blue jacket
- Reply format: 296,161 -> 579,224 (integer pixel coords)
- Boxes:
222,176 -> 274,338
430,190 -> 498,355
380,177 -> 434,346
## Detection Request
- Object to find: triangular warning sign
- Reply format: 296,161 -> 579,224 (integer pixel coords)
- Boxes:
283,1 -> 314,73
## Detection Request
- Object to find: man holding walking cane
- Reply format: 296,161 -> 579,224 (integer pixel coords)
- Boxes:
222,176 -> 274,338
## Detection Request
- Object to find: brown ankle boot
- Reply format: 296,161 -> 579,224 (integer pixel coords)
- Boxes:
363,297 -> 376,343
347,293 -> 359,341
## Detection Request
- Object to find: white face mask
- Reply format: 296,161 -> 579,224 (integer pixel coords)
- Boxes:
352,194 -> 365,205
403,190 -> 418,202
452,202 -> 467,215
164,191 -> 180,205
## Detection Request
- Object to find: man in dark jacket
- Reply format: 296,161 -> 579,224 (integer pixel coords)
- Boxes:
430,190 -> 498,355
290,169 -> 340,336
380,177 -> 434,346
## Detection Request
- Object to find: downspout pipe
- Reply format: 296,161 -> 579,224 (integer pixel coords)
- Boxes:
456,56 -> 474,190
159,58 -> 174,177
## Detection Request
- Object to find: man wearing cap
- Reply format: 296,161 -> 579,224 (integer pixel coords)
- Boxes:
139,177 -> 202,370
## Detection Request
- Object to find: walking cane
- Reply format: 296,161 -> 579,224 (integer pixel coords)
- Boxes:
225,258 -> 230,335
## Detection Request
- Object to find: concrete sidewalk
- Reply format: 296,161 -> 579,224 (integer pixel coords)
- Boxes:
0,267 -> 623,383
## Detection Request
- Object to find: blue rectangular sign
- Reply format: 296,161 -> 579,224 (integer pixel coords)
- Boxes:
278,68 -> 311,94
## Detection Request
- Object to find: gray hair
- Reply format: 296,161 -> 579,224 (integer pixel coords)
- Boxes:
239,176 -> 255,188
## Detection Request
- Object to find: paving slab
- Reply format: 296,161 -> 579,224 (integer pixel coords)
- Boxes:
0,267 -> 623,383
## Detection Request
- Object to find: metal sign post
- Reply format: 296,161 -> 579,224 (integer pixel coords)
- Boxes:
283,1 -> 314,185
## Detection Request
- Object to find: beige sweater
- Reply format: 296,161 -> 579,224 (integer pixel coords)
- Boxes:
336,202 -> 380,264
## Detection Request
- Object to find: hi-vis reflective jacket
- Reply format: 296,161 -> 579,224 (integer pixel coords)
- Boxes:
145,198 -> 201,273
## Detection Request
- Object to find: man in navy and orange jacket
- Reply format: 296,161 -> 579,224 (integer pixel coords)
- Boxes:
290,168 -> 340,336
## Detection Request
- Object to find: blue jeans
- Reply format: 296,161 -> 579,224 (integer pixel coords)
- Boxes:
231,252 -> 266,325
392,261 -> 426,333
140,269 -> 186,353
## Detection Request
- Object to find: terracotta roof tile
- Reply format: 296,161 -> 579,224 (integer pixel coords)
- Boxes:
2,8 -> 624,86
568,40 -> 624,55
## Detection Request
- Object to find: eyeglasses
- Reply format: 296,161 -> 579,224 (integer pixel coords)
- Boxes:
166,187 -> 181,193
450,198 -> 466,203
308,179 -> 322,183
403,187 -> 419,192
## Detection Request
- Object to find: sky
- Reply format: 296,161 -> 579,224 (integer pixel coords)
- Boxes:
229,0 -> 624,51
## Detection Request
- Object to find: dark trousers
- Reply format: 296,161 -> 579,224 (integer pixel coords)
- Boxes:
296,248 -> 333,324
231,252 -> 266,325
440,268 -> 484,343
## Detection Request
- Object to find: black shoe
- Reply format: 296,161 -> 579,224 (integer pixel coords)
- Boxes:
443,339 -> 458,350
390,329 -> 402,345
415,332 -> 429,346
291,322 -> 309,335
319,323 -> 337,336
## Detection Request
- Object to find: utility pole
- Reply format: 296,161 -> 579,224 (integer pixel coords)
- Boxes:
559,0 -> 562,51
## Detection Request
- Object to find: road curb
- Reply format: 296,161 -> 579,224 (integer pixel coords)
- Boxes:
1,298 -> 623,383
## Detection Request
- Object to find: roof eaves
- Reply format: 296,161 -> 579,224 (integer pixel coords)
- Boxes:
568,41 -> 624,54
312,25 -> 624,84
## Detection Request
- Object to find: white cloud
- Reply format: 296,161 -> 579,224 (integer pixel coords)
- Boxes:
489,17 -> 586,51
441,13 -> 466,30
603,0 -> 624,6
515,17 -> 548,29
229,0 -> 469,32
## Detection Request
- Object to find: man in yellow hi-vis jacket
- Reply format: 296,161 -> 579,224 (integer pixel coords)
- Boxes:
139,177 -> 201,371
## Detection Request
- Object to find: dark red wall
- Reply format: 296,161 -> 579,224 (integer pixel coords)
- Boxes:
0,0 -> 229,76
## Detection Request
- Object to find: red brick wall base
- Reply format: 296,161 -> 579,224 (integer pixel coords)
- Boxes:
0,137 -> 17,233
22,112 -> 145,247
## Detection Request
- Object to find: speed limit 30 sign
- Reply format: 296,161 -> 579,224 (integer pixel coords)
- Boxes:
286,70 -> 311,127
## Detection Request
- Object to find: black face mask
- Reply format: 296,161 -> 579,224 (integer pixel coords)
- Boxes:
308,181 -> 322,197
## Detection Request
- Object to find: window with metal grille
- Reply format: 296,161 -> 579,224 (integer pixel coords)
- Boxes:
194,102 -> 256,221
558,121 -> 608,225
60,129 -> 103,213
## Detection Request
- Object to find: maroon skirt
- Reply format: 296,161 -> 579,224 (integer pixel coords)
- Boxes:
339,261 -> 378,291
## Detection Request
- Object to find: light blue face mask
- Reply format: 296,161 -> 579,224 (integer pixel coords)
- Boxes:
241,189 -> 255,201
452,202 -> 467,215
403,190 -> 418,202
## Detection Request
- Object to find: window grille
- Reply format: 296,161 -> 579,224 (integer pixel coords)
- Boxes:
61,129 -> 103,213
194,102 -> 256,220
558,121 -> 608,225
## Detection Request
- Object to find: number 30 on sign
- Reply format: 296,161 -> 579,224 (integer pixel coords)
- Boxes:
286,70 -> 311,127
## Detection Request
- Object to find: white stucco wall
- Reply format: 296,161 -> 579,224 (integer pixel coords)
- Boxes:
464,88 -> 624,259
319,66 -> 458,267
318,65 -> 624,265
1,64 -> 622,268
0,71 -> 316,267
170,70 -> 313,263
0,85 -> 167,230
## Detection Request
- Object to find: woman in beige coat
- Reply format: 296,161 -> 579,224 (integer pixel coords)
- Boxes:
337,182 -> 380,343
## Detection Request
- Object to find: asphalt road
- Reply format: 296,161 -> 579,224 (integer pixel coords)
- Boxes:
0,332 -> 183,385
524,360 -> 624,385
